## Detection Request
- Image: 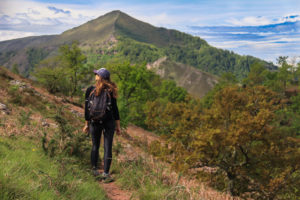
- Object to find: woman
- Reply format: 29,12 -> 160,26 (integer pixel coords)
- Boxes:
83,68 -> 121,182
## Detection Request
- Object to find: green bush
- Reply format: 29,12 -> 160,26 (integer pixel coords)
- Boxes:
42,106 -> 89,159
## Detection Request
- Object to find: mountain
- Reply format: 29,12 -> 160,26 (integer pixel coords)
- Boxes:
0,10 -> 275,96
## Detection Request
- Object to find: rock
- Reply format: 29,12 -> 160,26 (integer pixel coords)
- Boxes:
0,103 -> 7,110
33,91 -> 42,97
9,80 -> 28,90
0,103 -> 10,115
42,121 -> 50,127
49,123 -> 58,128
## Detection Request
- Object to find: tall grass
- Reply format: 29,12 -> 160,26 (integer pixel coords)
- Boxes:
0,136 -> 107,200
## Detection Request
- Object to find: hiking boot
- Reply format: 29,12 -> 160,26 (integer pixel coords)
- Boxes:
92,167 -> 101,177
101,172 -> 114,183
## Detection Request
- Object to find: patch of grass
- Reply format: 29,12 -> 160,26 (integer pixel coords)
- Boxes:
7,85 -> 22,105
111,156 -> 190,200
0,117 -> 5,128
112,141 -> 123,156
0,77 -> 9,90
0,67 -> 13,81
18,110 -> 32,127
0,136 -> 107,200
6,83 -> 55,117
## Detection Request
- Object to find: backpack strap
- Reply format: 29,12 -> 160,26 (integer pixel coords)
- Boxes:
89,88 -> 96,97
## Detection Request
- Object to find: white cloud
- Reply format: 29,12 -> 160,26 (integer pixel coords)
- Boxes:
0,30 -> 35,41
226,13 -> 300,26
226,16 -> 272,26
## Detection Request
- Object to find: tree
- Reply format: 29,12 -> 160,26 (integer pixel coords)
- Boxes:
219,72 -> 237,85
276,56 -> 288,66
158,80 -> 187,103
105,61 -> 157,127
243,62 -> 268,86
176,86 -> 300,199
107,61 -> 155,107
59,41 -> 87,96
277,61 -> 292,91
33,57 -> 71,94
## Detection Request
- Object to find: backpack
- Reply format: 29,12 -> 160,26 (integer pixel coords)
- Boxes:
88,88 -> 112,123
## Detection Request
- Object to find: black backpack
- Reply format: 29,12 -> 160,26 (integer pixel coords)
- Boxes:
88,88 -> 112,122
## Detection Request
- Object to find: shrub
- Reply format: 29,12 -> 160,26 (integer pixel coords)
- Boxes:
42,106 -> 89,159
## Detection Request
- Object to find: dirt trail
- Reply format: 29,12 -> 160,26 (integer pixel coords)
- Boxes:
100,182 -> 132,200
5,70 -> 238,200
97,166 -> 133,200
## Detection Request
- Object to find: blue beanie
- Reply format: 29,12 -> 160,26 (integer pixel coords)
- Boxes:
93,68 -> 110,80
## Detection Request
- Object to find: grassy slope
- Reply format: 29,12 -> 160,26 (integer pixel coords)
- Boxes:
0,66 -> 107,199
58,11 -> 119,46
0,67 -> 200,200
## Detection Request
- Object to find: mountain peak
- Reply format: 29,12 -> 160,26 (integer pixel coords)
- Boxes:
98,10 -> 127,19
58,10 -> 127,44
58,10 -> 207,48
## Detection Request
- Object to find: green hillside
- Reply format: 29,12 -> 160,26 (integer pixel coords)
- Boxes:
147,57 -> 219,98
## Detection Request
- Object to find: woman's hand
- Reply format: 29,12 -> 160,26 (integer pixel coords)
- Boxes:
83,121 -> 89,133
115,120 -> 121,135
83,125 -> 89,133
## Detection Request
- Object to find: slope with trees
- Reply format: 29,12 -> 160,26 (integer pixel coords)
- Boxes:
144,57 -> 300,199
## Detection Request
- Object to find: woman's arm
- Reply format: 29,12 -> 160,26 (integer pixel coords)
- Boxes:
111,95 -> 121,135
83,86 -> 93,133
115,120 -> 121,135
111,96 -> 120,121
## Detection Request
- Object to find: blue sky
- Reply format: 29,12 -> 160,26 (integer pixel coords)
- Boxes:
1,0 -> 300,63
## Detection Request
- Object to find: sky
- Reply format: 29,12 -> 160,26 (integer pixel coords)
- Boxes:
1,0 -> 300,63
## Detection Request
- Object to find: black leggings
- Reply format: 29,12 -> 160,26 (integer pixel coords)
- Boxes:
89,120 -> 115,174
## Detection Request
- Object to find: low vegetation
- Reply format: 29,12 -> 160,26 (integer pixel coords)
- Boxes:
112,156 -> 190,200
0,136 -> 107,200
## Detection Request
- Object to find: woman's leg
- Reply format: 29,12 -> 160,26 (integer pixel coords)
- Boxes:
103,120 -> 115,174
90,123 -> 103,169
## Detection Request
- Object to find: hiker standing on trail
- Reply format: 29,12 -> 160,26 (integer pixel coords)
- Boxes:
83,68 -> 121,182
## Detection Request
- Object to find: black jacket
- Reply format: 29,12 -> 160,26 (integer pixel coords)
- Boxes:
84,86 -> 120,121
